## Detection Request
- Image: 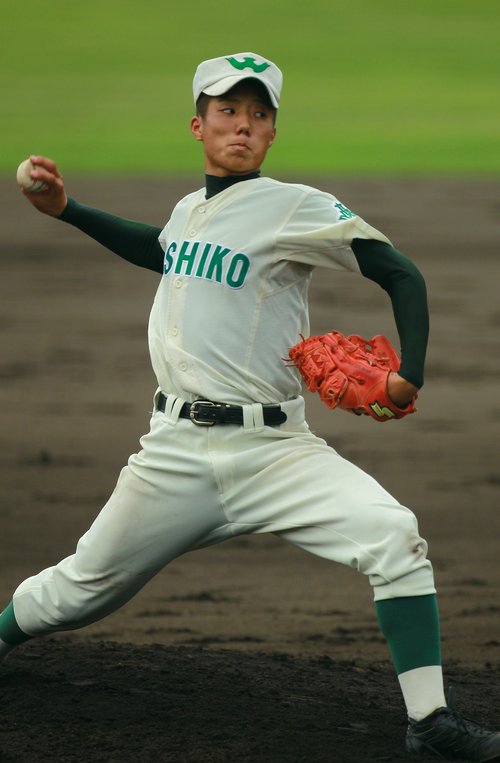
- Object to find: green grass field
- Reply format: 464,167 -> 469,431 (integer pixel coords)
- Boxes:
1,0 -> 499,176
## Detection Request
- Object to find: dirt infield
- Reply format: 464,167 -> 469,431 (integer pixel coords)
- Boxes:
0,177 -> 499,762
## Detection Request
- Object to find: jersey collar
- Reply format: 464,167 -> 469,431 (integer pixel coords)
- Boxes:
205,171 -> 260,200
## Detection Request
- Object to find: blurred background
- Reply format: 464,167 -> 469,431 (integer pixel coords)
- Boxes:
1,0 -> 499,177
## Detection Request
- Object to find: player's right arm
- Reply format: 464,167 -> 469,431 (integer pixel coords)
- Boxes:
21,155 -> 164,274
60,199 -> 164,273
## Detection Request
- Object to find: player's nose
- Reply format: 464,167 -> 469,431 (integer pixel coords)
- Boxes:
235,115 -> 251,134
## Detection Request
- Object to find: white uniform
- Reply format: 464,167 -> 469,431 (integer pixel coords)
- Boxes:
150,177 -> 391,405
12,178 -> 435,638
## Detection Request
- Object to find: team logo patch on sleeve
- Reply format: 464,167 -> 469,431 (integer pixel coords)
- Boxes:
333,201 -> 356,220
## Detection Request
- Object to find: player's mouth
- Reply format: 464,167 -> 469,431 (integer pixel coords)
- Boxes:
230,142 -> 250,151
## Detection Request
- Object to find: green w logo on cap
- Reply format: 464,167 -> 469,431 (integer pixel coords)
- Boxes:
226,56 -> 270,73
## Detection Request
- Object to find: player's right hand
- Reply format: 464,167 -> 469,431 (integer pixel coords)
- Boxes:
21,156 -> 68,218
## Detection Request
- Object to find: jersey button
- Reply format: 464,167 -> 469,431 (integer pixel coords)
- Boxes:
175,278 -> 183,288
189,229 -> 196,236
171,327 -> 179,336
179,362 -> 188,372
198,207 -> 206,214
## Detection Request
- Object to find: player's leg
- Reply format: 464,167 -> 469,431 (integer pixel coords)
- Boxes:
0,411 -> 232,657
274,445 -> 445,721
221,419 -> 444,721
226,421 -> 500,759
224,422 -> 434,597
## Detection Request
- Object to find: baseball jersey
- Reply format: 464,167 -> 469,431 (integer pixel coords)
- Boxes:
150,177 -> 391,405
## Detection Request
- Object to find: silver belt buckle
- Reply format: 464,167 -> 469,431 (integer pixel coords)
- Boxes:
189,400 -> 216,426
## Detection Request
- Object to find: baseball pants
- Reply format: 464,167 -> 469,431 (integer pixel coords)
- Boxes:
12,394 -> 435,638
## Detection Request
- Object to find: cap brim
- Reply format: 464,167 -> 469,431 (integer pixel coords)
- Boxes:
202,74 -> 279,108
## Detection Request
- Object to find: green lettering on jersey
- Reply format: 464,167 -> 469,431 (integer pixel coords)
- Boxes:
164,241 -> 177,274
205,245 -> 231,283
164,239 -> 250,288
195,242 -> 213,278
174,240 -> 199,276
226,56 -> 270,73
226,253 -> 250,288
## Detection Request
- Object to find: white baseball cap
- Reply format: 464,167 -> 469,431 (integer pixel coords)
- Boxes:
193,52 -> 282,109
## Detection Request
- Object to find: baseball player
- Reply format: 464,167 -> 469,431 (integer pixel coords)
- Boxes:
2,52 -> 499,761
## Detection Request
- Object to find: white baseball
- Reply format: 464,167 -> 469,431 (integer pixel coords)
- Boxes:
16,158 -> 47,193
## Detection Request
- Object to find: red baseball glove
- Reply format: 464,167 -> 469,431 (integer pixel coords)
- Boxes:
289,330 -> 417,422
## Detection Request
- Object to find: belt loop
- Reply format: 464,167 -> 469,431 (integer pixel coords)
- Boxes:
242,403 -> 265,432
163,395 -> 185,425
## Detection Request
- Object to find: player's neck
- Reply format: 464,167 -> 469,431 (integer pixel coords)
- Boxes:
205,171 -> 260,200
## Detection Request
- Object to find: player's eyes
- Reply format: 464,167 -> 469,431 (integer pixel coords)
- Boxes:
219,107 -> 268,118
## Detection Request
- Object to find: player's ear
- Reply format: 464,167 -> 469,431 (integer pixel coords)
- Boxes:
268,127 -> 277,147
191,115 -> 204,142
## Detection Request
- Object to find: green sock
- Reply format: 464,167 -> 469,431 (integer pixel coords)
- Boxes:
376,594 -> 441,675
0,601 -> 31,646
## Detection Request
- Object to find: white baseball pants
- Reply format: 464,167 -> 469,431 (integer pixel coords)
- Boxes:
13,395 -> 435,637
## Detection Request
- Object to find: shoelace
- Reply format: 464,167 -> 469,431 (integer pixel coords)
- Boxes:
443,687 -> 494,742
446,686 -> 491,736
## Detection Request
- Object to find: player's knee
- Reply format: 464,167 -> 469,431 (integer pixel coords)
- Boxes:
399,511 -> 427,557
384,509 -> 428,567
376,510 -> 432,588
355,508 -> 429,581
383,503 -> 420,540
49,566 -> 133,627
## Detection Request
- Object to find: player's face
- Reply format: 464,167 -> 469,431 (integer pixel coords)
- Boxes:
190,82 -> 277,176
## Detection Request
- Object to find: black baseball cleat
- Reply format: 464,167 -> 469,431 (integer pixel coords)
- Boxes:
406,697 -> 500,761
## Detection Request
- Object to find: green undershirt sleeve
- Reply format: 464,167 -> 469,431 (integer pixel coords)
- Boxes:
59,197 -> 164,273
351,238 -> 429,388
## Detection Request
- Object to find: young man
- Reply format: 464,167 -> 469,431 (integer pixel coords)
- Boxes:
2,52 -> 499,761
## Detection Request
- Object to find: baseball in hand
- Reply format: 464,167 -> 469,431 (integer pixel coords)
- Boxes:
16,158 -> 47,193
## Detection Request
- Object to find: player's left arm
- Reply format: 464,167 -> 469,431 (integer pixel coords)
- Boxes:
351,238 -> 428,405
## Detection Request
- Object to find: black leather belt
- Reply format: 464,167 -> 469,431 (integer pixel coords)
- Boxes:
156,393 -> 287,427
